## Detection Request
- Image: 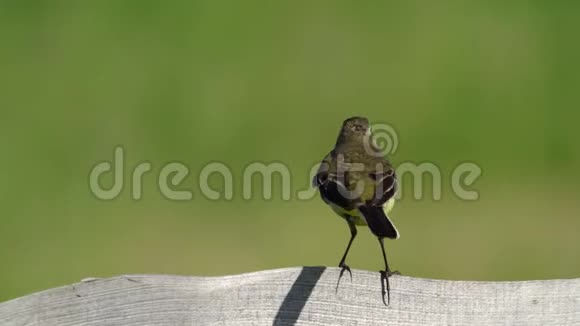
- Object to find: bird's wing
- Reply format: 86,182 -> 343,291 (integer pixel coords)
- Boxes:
313,152 -> 397,212
357,166 -> 399,239
313,151 -> 355,210
368,166 -> 397,207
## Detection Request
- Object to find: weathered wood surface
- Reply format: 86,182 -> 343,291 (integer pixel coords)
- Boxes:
0,267 -> 578,326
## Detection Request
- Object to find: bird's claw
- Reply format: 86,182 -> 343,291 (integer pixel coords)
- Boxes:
335,262 -> 352,292
339,262 -> 352,281
380,270 -> 391,306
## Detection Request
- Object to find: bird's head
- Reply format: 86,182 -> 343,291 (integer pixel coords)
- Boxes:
337,116 -> 371,143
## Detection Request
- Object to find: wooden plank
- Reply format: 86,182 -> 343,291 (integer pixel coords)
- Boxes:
1,267 -> 578,325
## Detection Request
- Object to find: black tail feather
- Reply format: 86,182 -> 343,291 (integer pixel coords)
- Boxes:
358,206 -> 399,239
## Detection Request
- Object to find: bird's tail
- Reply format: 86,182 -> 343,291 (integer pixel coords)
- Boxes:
358,206 -> 400,239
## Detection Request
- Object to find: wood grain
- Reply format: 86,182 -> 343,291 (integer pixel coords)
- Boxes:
1,267 -> 578,325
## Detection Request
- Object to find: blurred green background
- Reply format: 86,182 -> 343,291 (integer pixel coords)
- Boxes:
1,1 -> 579,302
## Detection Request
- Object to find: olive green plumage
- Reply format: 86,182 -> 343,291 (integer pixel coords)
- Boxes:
313,116 -> 400,305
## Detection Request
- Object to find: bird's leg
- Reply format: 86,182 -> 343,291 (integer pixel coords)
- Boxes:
336,221 -> 357,291
378,237 -> 394,306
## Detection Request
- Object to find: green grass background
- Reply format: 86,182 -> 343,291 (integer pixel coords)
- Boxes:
1,1 -> 579,302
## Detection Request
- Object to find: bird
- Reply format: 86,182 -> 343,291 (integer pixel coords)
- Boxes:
313,116 -> 399,305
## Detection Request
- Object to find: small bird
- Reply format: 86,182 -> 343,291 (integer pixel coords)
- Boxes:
313,116 -> 399,305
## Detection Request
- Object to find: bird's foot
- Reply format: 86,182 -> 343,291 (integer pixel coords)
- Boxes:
380,270 -> 391,306
335,262 -> 352,292
339,262 -> 352,280
387,270 -> 401,276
